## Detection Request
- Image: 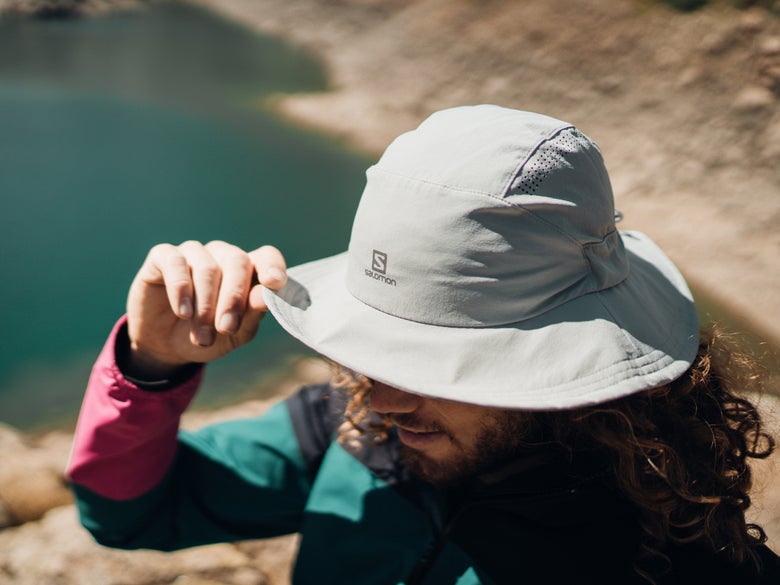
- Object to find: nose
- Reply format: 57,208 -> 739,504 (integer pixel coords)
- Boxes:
369,382 -> 422,415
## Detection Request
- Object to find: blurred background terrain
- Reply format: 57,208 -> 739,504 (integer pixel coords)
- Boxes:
0,0 -> 778,583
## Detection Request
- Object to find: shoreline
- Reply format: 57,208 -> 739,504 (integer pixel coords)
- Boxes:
190,0 -> 780,352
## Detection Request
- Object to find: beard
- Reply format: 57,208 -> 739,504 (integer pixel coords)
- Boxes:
395,410 -> 530,488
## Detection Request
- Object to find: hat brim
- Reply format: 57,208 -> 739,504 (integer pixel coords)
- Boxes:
263,230 -> 698,410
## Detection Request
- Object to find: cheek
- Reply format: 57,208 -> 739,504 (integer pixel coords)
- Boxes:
434,407 -> 499,450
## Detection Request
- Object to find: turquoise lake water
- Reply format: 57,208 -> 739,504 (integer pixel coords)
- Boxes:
0,2 -> 373,429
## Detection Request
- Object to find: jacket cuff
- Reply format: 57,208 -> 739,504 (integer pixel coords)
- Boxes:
66,316 -> 202,500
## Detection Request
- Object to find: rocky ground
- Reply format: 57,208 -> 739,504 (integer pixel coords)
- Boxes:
1,0 -> 780,583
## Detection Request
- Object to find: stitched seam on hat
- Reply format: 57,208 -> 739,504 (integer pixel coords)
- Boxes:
592,289 -> 687,381
370,166 -> 498,198
495,350 -> 675,397
593,289 -> 643,364
372,167 -> 586,257
470,351 -> 676,404
581,231 -> 629,292
501,124 -> 576,197
594,285 -> 690,366
371,164 -> 581,243
496,125 -> 587,253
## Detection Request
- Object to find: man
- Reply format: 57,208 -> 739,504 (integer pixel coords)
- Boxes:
68,105 -> 778,584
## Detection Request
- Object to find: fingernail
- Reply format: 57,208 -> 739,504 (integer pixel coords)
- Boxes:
219,311 -> 239,333
197,326 -> 215,347
179,299 -> 193,319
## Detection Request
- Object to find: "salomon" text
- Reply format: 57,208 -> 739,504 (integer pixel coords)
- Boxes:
365,269 -> 397,286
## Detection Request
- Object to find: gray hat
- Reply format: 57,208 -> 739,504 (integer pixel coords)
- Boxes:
263,105 -> 699,410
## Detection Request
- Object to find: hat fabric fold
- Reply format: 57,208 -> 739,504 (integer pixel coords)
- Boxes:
264,105 -> 699,410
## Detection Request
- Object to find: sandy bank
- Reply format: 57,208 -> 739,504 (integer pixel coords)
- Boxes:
190,0 -> 780,353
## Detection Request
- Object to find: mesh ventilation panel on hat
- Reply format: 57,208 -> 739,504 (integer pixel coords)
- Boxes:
514,127 -> 585,194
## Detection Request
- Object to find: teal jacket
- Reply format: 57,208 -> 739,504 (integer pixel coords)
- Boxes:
67,321 -> 780,584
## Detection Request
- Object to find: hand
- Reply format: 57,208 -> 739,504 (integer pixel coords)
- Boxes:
124,240 -> 287,379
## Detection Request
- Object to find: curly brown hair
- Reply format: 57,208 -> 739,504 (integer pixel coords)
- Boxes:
335,327 -> 776,583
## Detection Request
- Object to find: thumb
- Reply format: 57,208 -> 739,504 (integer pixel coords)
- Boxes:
248,245 -> 287,312
248,283 -> 272,313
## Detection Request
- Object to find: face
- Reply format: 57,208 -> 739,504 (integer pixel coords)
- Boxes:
369,381 -> 530,487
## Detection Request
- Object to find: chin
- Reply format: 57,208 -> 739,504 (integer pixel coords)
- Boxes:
400,445 -> 470,488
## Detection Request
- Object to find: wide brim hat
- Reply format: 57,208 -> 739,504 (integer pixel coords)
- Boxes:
264,105 -> 699,410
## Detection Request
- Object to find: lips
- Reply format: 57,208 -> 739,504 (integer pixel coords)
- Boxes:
396,426 -> 445,449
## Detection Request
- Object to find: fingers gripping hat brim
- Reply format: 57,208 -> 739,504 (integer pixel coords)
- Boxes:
263,230 -> 698,410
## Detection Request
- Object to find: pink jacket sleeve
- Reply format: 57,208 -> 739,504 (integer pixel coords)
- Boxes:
67,317 -> 202,500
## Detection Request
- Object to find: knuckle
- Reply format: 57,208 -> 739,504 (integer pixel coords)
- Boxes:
208,241 -> 249,263
205,240 -> 237,255
149,242 -> 174,254
201,255 -> 220,272
195,298 -> 217,319
223,252 -> 251,273
253,245 -> 286,269
147,242 -> 176,263
220,289 -> 248,311
168,277 -> 192,293
193,276 -> 216,299
164,250 -> 188,269
187,248 -> 219,275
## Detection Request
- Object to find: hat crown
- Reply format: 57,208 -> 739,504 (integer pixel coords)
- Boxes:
346,105 -> 628,327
